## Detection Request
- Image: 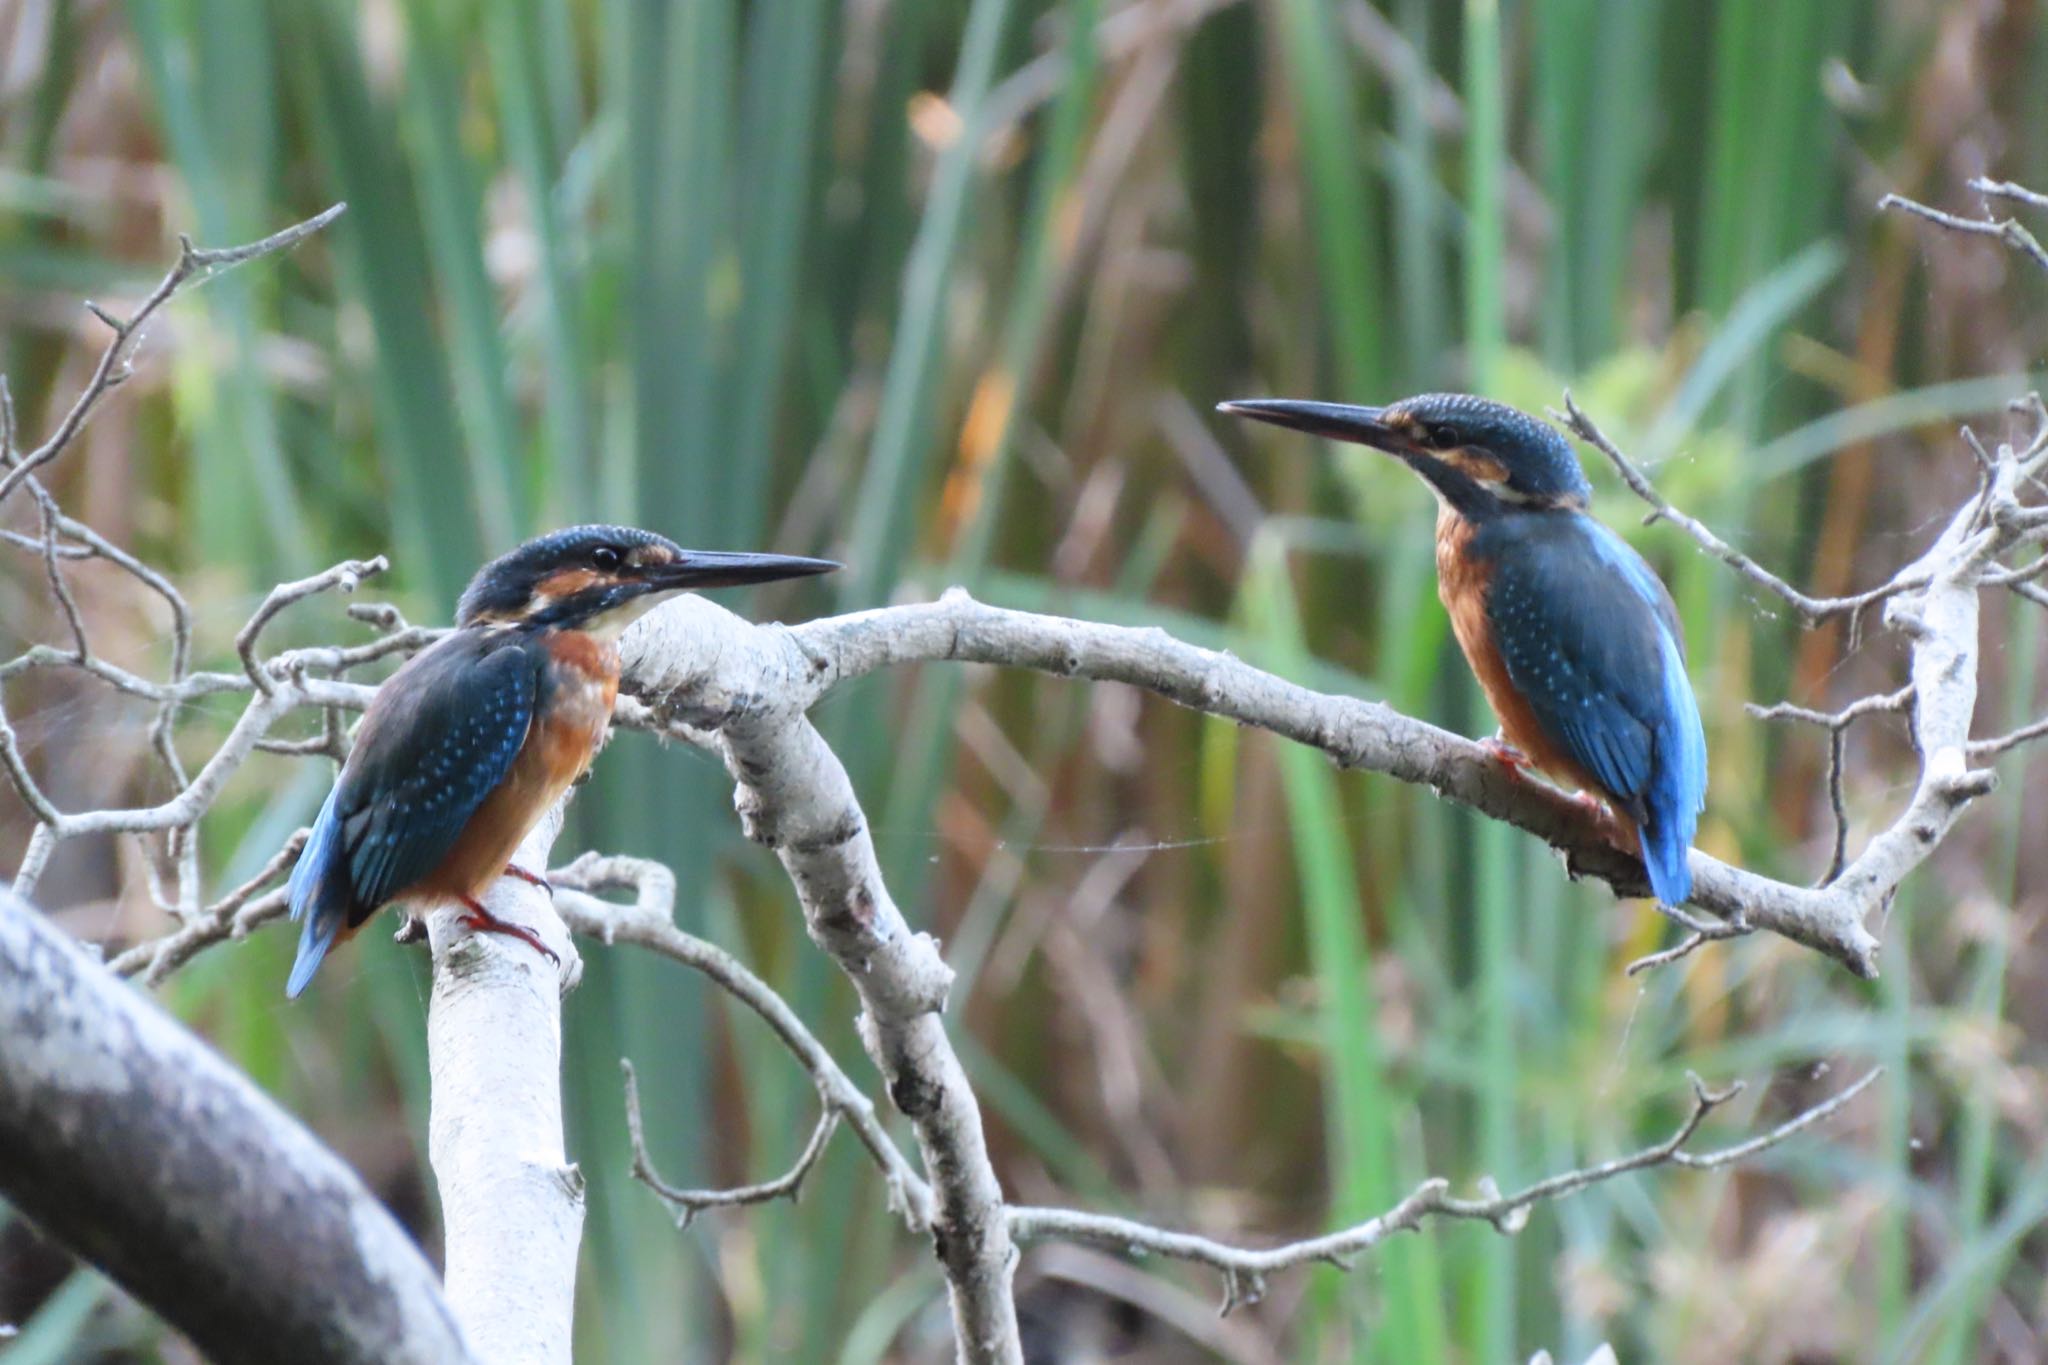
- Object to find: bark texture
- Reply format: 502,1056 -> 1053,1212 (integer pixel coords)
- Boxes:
0,888 -> 476,1365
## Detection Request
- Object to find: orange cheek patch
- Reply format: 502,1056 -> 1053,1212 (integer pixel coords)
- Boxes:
537,567 -> 602,598
1445,449 -> 1509,483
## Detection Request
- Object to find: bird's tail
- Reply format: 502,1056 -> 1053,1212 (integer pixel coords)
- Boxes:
285,788 -> 349,998
1638,812 -> 1695,907
1642,632 -> 1707,908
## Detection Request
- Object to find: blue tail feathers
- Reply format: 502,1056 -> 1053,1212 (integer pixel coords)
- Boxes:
1638,813 -> 1695,907
1641,626 -> 1707,907
285,787 -> 349,998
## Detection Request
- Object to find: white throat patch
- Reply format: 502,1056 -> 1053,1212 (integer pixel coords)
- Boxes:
580,588 -> 683,642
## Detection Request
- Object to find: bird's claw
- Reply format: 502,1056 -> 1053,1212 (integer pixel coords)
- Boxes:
458,895 -> 561,968
504,863 -> 554,896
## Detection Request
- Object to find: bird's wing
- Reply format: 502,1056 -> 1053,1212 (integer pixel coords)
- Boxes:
328,631 -> 544,912
1480,515 -> 1700,824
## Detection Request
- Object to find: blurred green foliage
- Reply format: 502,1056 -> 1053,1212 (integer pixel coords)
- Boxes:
3,0 -> 2046,1360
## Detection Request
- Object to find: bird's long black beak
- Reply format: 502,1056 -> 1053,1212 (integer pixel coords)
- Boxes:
647,550 -> 841,591
1215,399 -> 1421,456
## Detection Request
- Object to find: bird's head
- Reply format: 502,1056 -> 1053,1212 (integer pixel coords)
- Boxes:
1218,392 -> 1592,516
457,525 -> 839,638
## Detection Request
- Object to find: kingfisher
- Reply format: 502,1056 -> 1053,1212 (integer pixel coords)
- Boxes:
283,525 -> 837,996
1218,394 -> 1707,906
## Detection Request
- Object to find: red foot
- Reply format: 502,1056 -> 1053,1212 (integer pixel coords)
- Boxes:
1479,735 -> 1534,777
457,894 -> 561,968
504,863 -> 553,895
1568,791 -> 1631,849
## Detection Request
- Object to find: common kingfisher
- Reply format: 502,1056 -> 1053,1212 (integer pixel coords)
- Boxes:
284,525 -> 837,996
1218,394 -> 1707,906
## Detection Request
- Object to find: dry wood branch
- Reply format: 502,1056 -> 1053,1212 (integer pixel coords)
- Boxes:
0,203 -> 345,506
624,1061 -> 838,1227
1882,190 -> 2048,273
423,808 -> 583,1365
733,592 -> 1884,974
1008,1069 -> 1879,1316
1749,686 -> 1920,886
1,206 -> 350,907
1972,177 -> 2048,213
1558,393 -> 1931,624
625,614 -> 1023,1362
549,852 -> 934,1229
0,889 -> 477,1365
237,557 -> 390,695
107,830 -> 307,985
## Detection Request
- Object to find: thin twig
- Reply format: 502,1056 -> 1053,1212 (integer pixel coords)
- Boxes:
0,203 -> 346,507
235,558 -> 389,695
1972,177 -> 2048,213
551,854 -> 934,1230
1556,393 -> 1930,624
1007,1069 -> 1879,1315
1882,191 -> 2048,274
622,1060 -> 838,1229
1968,713 -> 2048,760
1749,686 -> 1919,886
1748,686 -> 1917,731
107,830 -> 309,985
1629,906 -> 1752,977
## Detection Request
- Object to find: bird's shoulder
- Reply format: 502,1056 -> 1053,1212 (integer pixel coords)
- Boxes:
337,628 -> 546,801
1475,511 -> 1683,647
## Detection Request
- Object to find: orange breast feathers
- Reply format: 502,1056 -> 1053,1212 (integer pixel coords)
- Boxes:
415,632 -> 621,902
1435,508 -> 1609,804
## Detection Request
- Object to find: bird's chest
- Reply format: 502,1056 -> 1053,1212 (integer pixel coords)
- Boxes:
1437,511 -> 1551,747
1435,508 -> 1601,791
1435,509 -> 1498,678
528,636 -> 620,787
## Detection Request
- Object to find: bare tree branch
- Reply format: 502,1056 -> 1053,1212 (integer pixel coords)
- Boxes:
1881,190 -> 2048,273
1558,393 -> 1931,624
714,591 -> 1887,974
237,557 -> 390,695
627,620 -> 1025,1360
623,1061 -> 838,1227
0,202 -> 345,506
549,852 -> 935,1230
0,888 -> 478,1365
1007,1069 -> 1880,1315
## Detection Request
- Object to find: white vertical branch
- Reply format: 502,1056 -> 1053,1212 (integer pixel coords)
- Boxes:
425,806 -> 585,1365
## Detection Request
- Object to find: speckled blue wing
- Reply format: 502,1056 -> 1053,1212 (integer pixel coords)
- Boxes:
1476,513 -> 1707,904
285,632 -> 543,996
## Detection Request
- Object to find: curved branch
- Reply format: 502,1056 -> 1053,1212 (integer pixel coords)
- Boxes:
623,1061 -> 837,1227
625,616 -> 1022,1361
0,889 -> 476,1365
550,854 -> 934,1229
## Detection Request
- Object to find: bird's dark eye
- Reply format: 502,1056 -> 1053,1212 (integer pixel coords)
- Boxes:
591,545 -> 623,571
1430,424 -> 1463,449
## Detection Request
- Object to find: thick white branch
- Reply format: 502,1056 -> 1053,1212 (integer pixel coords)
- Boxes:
426,808 -> 585,1365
